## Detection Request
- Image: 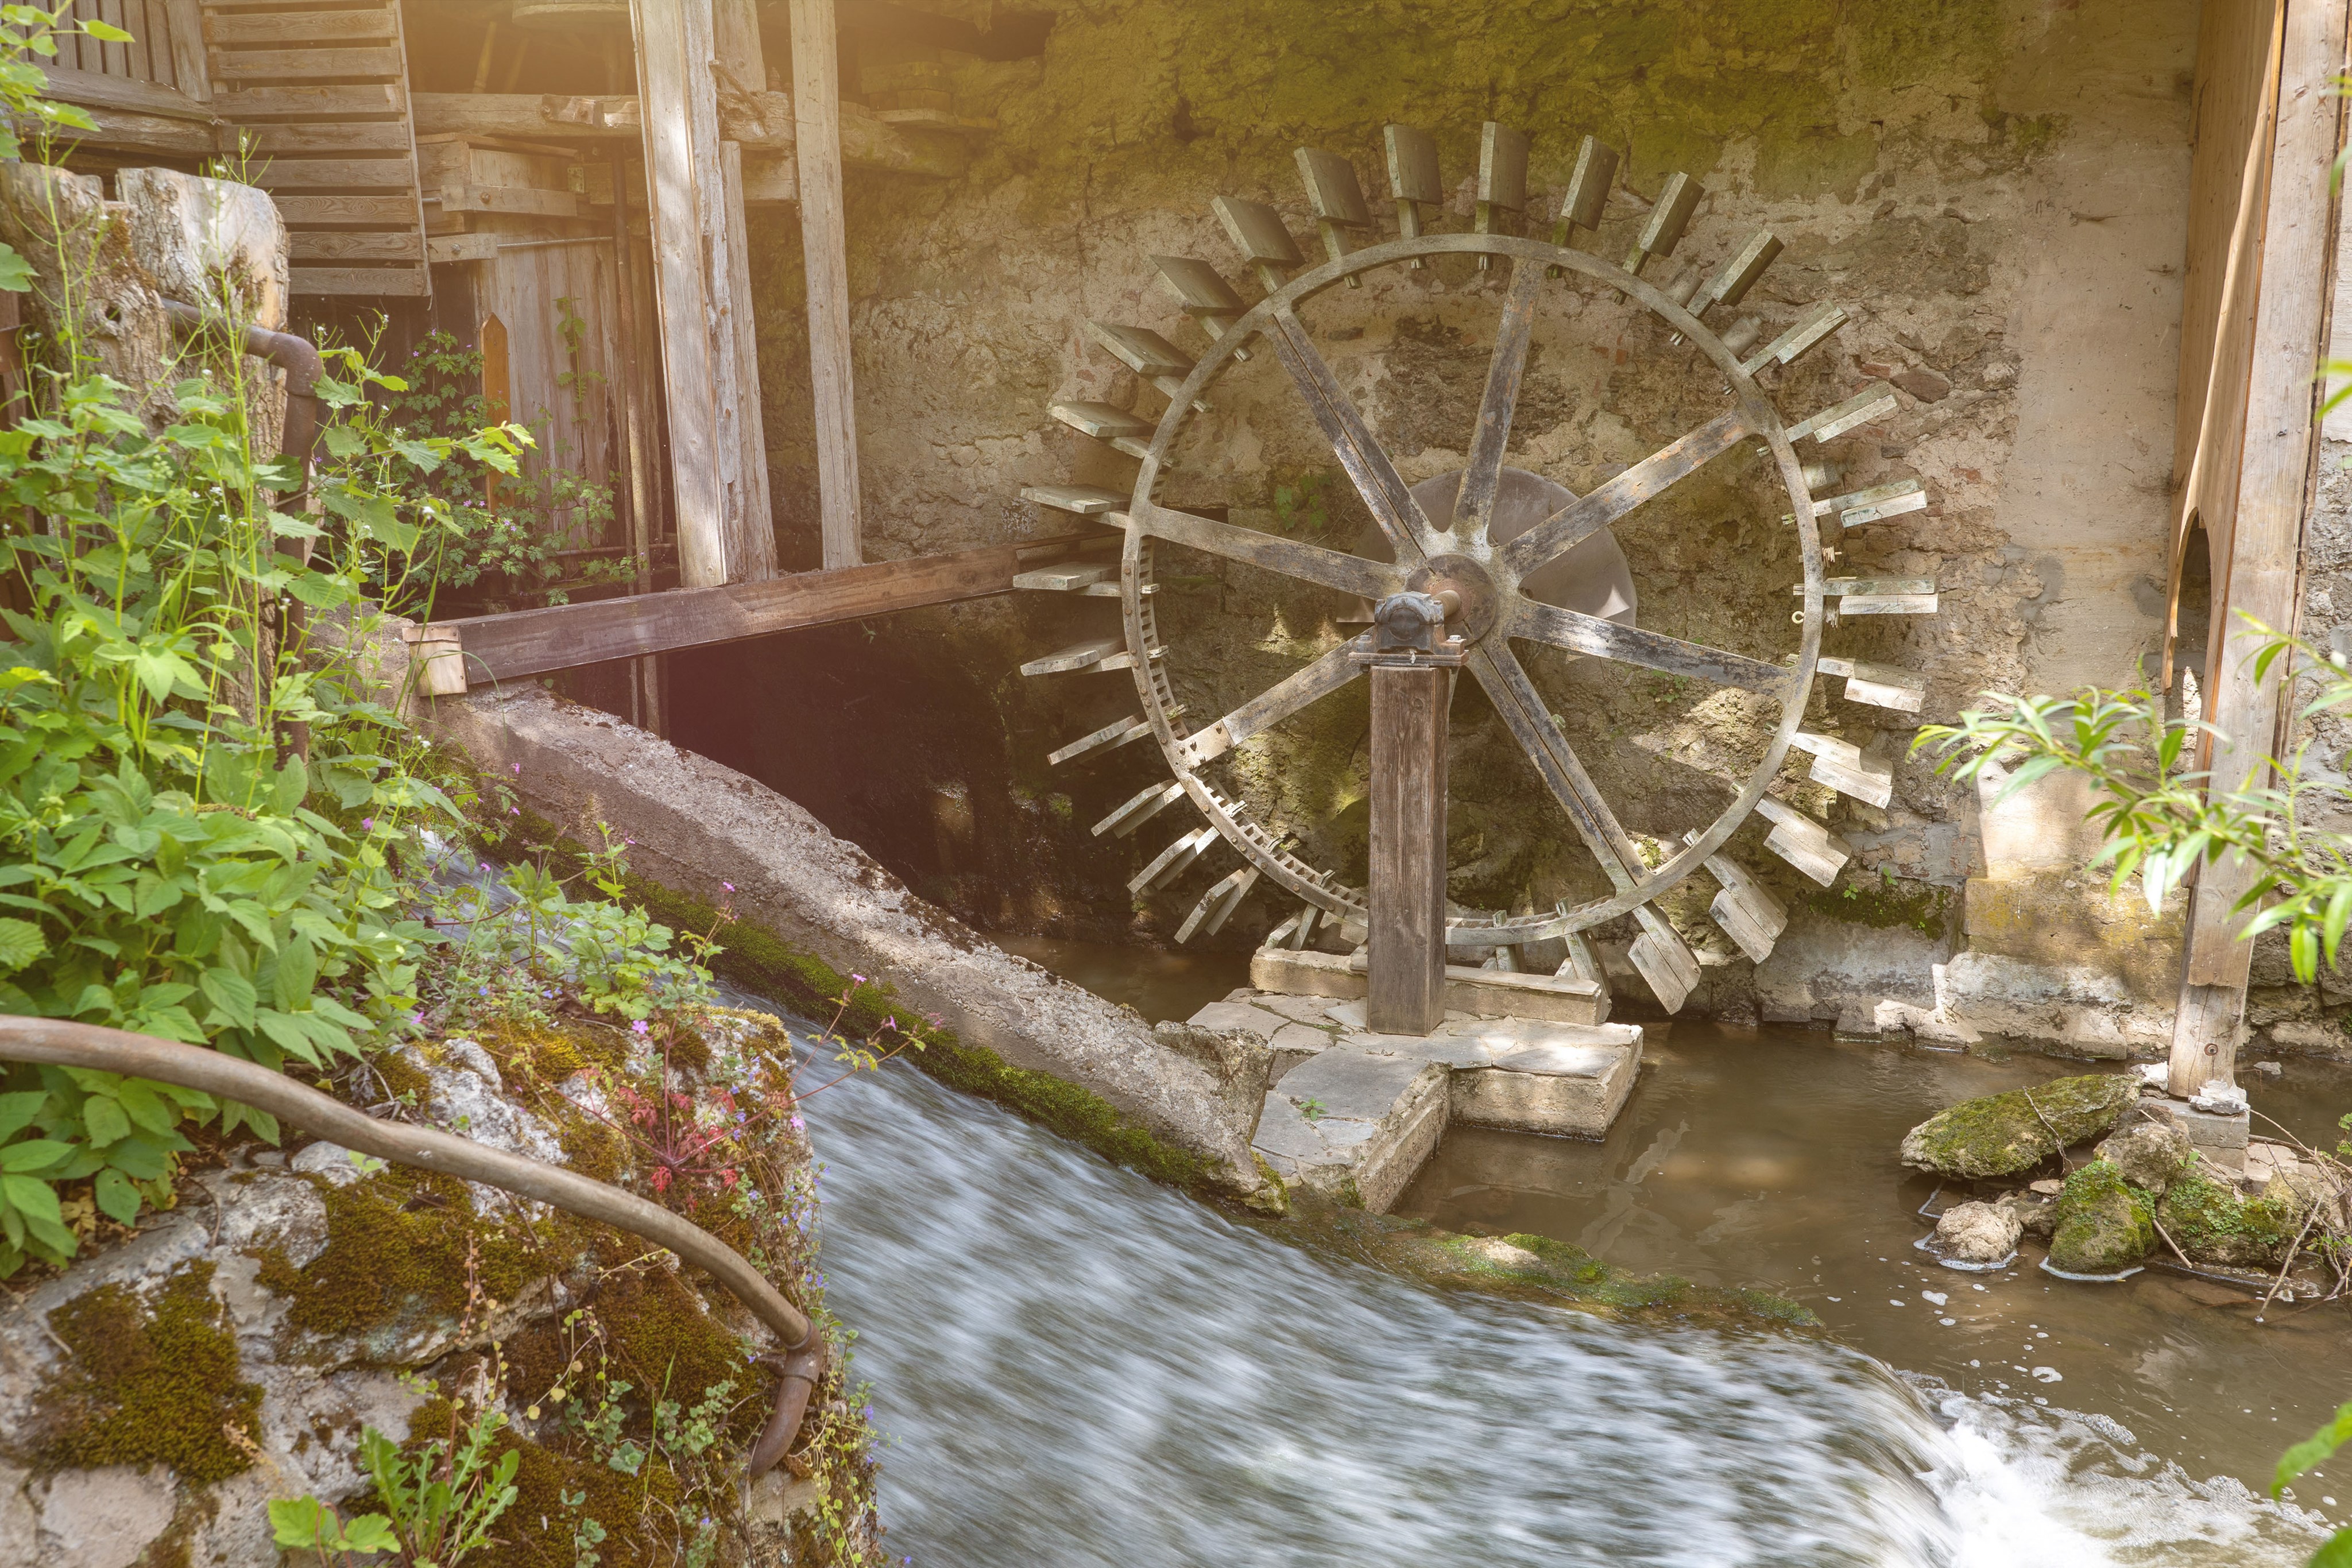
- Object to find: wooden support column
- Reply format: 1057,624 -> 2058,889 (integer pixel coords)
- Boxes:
609,146 -> 664,735
2168,0 -> 2351,1095
1367,662 -> 1452,1036
715,0 -> 779,572
788,0 -> 864,568
628,0 -> 776,588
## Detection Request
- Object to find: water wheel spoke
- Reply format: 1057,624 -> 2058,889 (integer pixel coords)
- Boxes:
1178,635 -> 1371,765
1498,409 -> 1753,578
1264,303 -> 1442,563
1131,498 -> 1402,599
1453,258 -> 1547,544
1508,599 -> 1789,695
1465,642 -> 1642,892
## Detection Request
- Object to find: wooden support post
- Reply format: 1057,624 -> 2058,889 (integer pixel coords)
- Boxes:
1367,663 -> 1451,1036
628,0 -> 774,588
788,0 -> 864,568
2169,0 -> 2350,1096
609,147 -> 664,735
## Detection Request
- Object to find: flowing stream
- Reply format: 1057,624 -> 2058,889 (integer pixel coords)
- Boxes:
740,962 -> 2340,1567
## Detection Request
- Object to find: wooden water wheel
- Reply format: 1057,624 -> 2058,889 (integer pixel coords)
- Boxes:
1019,125 -> 1938,1013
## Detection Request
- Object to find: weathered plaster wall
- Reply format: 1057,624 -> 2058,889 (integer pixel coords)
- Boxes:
694,0 -> 2202,1045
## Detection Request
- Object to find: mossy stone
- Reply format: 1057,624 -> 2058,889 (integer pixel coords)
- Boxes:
1898,1073 -> 2141,1179
2049,1159 -> 2155,1274
36,1263 -> 264,1485
2157,1163 -> 2300,1269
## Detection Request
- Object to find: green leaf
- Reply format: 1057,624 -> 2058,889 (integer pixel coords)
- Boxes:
92,1167 -> 140,1225
103,1136 -> 170,1180
80,18 -> 135,41
0,1140 -> 72,1174
200,968 -> 257,1029
0,917 -> 45,972
268,1498 -> 330,1550
2277,1400 -> 2352,1496
339,1515 -> 399,1555
0,241 -> 29,294
1,1172 -> 63,1224
0,1091 -> 46,1142
2312,1528 -> 2352,1568
113,1078 -> 176,1137
81,1094 -> 130,1145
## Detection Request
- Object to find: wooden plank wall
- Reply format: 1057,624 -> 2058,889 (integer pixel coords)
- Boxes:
202,0 -> 430,297
51,0 -> 208,102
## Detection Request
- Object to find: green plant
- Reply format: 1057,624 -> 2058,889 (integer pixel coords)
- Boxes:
1917,617 -> 2352,983
425,823 -> 719,1028
1271,471 -> 1332,537
2276,1400 -> 2352,1566
270,1387 -> 521,1568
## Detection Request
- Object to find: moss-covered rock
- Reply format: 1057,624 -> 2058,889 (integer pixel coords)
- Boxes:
2049,1159 -> 2155,1275
33,1262 -> 264,1486
1898,1073 -> 2141,1179
2157,1163 -> 2301,1269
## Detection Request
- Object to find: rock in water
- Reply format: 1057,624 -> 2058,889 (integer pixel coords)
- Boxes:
1898,1073 -> 2141,1179
2093,1120 -> 2195,1195
1933,1201 -> 2024,1264
2156,1162 -> 2300,1268
1996,1188 -> 2059,1239
2049,1159 -> 2156,1273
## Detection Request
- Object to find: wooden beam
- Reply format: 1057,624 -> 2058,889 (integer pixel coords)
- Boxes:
407,91 -> 965,177
791,0 -> 864,569
2172,0 -> 2351,1095
1367,662 -> 1451,1036
630,0 -> 767,587
432,534 -> 1094,684
721,140 -> 779,574
715,0 -> 777,581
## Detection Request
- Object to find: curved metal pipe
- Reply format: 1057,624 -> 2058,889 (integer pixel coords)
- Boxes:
160,299 -> 323,474
748,1340 -> 830,1476
0,1017 -> 821,1475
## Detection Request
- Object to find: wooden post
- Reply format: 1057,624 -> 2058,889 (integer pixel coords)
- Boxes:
609,147 -> 664,735
2168,0 -> 2350,1095
629,0 -> 773,588
1367,663 -> 1451,1035
788,0 -> 864,569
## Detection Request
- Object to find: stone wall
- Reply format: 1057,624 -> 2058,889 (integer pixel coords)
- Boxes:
697,0 -> 2204,1046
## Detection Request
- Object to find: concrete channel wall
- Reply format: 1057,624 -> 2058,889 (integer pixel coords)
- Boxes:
425,687 -> 1279,1205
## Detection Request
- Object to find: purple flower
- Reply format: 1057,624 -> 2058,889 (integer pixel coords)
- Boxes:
851,973 -> 866,985
722,881 -> 734,893
632,1020 -> 649,1036
788,1116 -> 804,1131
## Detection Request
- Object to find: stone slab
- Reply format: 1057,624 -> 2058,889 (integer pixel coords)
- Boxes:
1183,1000 -> 1291,1039
1266,1022 -> 1334,1083
1252,1054 -> 1451,1213
1250,946 -> 1609,1025
1247,996 -> 1645,1212
1247,991 -> 1352,1026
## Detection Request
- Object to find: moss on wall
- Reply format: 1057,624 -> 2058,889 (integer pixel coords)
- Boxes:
277,1166 -> 538,1339
36,1263 -> 264,1485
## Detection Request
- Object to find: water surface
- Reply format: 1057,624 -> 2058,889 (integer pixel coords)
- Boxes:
767,978 -> 2334,1566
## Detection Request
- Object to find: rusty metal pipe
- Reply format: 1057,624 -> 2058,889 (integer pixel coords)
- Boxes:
0,1016 -> 822,1474
160,299 -> 323,476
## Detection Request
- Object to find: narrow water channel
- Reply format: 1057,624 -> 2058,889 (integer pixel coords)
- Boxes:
742,945 -> 2342,1565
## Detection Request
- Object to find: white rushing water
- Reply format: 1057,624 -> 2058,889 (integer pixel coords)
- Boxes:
767,1006 -> 2325,1566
